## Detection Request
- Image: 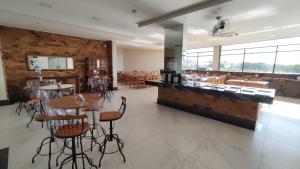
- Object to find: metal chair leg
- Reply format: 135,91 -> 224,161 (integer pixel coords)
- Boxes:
98,137 -> 107,167
27,104 -> 38,128
16,102 -> 23,116
80,137 -> 86,169
32,136 -> 52,163
56,139 -> 67,166
114,134 -> 126,162
48,137 -> 54,169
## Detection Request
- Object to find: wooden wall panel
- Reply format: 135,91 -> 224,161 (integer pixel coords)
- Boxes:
0,26 -> 112,102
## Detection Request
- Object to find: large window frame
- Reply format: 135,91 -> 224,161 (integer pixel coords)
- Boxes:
219,38 -> 300,74
182,47 -> 213,71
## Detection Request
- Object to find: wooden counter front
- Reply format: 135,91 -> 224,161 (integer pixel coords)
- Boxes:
157,86 -> 260,130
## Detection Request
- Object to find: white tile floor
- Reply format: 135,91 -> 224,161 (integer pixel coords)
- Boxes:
1,86 -> 300,169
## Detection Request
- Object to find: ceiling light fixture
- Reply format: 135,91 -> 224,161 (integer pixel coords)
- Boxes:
240,23 -> 300,37
240,7 -> 277,20
239,27 -> 281,36
39,2 -> 52,8
281,24 -> 300,29
131,39 -> 154,44
187,28 -> 208,35
149,33 -> 164,40
118,41 -> 144,47
263,26 -> 273,29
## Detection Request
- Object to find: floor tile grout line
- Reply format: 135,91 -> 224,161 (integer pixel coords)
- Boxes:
257,113 -> 272,169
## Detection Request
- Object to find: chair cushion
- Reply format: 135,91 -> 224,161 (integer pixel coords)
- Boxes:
99,111 -> 122,121
55,122 -> 90,138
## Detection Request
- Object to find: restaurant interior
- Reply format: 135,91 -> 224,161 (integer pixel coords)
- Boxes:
1,0 -> 300,169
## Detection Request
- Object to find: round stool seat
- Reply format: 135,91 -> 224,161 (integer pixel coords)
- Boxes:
55,122 -> 90,138
100,111 -> 122,121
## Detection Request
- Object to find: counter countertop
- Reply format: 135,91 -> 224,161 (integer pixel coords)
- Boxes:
146,80 -> 275,104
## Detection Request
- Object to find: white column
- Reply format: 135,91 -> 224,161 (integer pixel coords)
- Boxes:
212,46 -> 221,71
0,51 -> 8,100
112,41 -> 118,88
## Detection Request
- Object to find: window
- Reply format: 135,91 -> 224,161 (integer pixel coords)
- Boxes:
219,37 -> 300,74
275,44 -> 300,74
243,47 -> 276,73
220,48 -> 244,72
182,47 -> 213,70
243,52 -> 275,73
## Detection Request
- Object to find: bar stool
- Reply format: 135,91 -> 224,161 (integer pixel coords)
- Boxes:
27,91 -> 49,128
31,113 -> 54,169
49,114 -> 97,169
98,96 -> 127,167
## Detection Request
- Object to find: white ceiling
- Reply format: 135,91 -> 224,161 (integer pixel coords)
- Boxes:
0,0 -> 300,49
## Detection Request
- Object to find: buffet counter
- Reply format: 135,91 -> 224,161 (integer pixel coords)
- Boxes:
146,80 -> 275,130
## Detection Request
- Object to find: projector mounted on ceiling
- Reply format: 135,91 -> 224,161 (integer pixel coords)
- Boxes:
211,16 -> 238,37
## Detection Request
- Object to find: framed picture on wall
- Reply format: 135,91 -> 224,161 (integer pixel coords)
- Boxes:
27,55 -> 74,70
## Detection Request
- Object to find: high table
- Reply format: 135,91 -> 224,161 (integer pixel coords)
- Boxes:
146,80 -> 275,130
38,84 -> 75,98
46,94 -> 101,168
47,93 -> 101,112
47,93 -> 102,151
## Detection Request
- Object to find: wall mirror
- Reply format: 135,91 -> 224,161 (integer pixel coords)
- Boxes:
27,55 -> 74,70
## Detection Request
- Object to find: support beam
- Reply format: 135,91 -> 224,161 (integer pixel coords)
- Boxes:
137,0 -> 232,27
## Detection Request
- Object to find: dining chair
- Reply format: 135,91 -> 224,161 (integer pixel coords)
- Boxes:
98,96 -> 127,167
26,90 -> 48,128
49,114 -> 97,169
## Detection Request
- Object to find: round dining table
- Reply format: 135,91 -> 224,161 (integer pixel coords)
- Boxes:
46,93 -> 103,165
38,84 -> 75,91
38,84 -> 75,98
47,93 -> 102,111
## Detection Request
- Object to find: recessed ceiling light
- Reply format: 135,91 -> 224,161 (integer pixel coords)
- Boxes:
91,16 -> 101,22
39,2 -> 52,8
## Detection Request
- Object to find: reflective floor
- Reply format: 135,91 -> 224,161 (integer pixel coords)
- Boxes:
0,86 -> 300,169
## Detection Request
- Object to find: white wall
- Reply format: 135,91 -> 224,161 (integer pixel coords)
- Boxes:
117,48 -> 124,71
212,46 -> 221,71
122,49 -> 164,71
0,51 -> 8,100
112,41 -> 118,87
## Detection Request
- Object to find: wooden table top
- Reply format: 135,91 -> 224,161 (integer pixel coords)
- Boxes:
47,94 -> 101,109
38,84 -> 75,91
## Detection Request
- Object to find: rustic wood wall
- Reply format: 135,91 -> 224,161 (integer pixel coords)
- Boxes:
158,87 -> 259,122
0,25 -> 112,102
